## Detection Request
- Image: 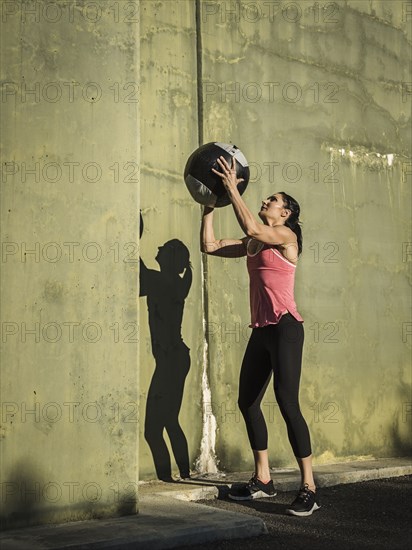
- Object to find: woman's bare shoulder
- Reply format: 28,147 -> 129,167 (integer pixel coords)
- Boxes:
277,240 -> 299,265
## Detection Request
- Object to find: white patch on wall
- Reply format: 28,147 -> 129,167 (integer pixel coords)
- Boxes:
194,258 -> 219,475
325,144 -> 397,170
194,343 -> 219,474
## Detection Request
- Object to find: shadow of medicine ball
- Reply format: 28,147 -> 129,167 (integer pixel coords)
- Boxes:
184,142 -> 250,207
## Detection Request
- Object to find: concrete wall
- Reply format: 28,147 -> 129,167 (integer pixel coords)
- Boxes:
1,0 -> 410,524
1,0 -> 139,528
139,0 -> 205,481
139,0 -> 411,480
200,0 -> 411,470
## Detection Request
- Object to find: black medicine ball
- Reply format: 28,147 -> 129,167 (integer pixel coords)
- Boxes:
184,142 -> 250,207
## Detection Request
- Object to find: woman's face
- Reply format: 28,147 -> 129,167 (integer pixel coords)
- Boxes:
258,193 -> 289,224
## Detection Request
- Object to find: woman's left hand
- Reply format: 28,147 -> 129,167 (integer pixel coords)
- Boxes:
211,156 -> 244,191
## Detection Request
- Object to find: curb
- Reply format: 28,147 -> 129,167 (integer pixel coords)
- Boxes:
143,458 -> 412,502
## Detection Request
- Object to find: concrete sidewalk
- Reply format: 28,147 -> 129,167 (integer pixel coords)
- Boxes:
139,456 -> 412,501
0,457 -> 411,550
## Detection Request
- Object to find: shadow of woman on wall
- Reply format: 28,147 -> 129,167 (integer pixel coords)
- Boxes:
139,213 -> 192,481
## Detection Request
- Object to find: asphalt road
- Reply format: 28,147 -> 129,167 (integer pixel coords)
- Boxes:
180,475 -> 412,550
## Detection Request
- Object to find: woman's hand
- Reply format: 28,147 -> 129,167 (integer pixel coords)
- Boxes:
212,156 -> 244,191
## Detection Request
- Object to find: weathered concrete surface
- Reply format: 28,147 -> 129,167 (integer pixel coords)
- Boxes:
0,0 -> 140,528
137,0 -> 411,479
138,0 -> 206,481
199,0 -> 412,472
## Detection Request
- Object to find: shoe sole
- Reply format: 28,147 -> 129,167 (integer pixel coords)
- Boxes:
228,490 -> 277,501
285,502 -> 321,516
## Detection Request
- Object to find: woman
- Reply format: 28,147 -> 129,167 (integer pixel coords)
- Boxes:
200,155 -> 321,516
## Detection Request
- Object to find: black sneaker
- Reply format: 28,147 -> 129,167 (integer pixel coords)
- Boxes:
228,474 -> 276,500
285,483 -> 321,516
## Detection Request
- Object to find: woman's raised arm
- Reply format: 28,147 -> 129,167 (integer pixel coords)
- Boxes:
200,206 -> 247,258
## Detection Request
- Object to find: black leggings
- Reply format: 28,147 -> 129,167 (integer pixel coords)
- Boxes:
238,313 -> 312,458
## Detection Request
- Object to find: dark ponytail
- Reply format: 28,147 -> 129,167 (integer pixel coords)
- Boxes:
279,192 -> 303,256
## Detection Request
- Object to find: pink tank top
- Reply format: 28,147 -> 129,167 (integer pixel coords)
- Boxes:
246,239 -> 304,327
